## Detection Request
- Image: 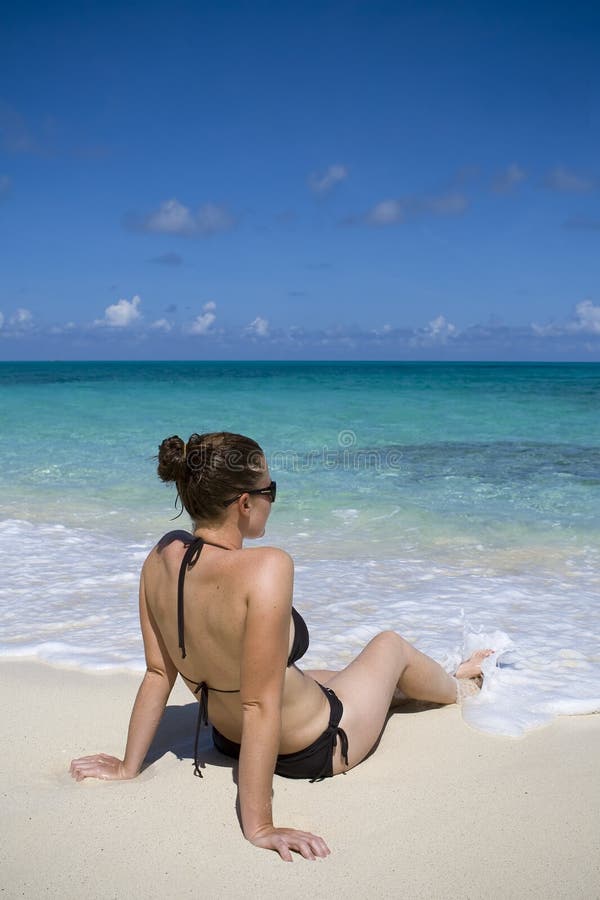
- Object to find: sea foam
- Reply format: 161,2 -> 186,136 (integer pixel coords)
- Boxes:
1,517 -> 598,737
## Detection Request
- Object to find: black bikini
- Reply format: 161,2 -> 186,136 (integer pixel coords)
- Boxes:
161,531 -> 349,781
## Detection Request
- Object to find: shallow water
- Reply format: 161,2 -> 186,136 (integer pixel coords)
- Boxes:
1,361 -> 599,735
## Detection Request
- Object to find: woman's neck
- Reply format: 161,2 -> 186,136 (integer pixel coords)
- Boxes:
192,523 -> 243,551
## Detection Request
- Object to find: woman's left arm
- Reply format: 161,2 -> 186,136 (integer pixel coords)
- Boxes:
237,549 -> 330,861
70,569 -> 177,781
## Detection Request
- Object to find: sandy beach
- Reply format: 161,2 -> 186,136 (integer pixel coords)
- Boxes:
1,660 -> 598,899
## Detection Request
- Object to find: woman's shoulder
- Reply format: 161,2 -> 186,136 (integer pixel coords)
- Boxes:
237,546 -> 294,593
140,530 -> 192,577
242,547 -> 294,615
242,544 -> 293,568
154,529 -> 194,552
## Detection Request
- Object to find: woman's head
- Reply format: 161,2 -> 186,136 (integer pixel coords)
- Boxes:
157,432 -> 266,524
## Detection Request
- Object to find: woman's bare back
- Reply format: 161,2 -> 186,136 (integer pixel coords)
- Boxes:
142,534 -> 330,752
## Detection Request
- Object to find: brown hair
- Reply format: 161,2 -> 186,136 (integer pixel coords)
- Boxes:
157,432 -> 265,523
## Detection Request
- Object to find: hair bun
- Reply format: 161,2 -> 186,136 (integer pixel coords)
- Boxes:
157,435 -> 187,483
156,430 -> 264,523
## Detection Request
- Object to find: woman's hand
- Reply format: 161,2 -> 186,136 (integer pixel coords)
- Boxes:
69,753 -> 136,782
248,825 -> 330,862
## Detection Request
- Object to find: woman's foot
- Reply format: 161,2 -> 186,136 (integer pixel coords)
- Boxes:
454,649 -> 494,704
455,649 -> 494,680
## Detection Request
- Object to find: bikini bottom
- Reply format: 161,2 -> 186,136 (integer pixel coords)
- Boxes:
212,682 -> 349,782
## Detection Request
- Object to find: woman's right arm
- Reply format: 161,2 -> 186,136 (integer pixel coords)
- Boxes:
237,549 -> 330,861
70,568 -> 177,781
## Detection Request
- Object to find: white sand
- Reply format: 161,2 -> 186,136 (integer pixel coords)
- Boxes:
1,660 -> 599,899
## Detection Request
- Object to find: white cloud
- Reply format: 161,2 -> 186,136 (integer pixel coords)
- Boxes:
424,315 -> 458,341
150,318 -> 173,332
367,199 -> 404,225
49,322 -> 76,335
189,302 -> 217,335
1,307 -> 34,337
145,198 -> 196,234
530,322 -> 555,337
10,307 -> 33,327
2,302 -> 600,358
545,166 -> 595,193
369,322 -> 400,338
572,300 -> 600,334
411,315 -> 458,346
95,295 -> 142,328
308,164 -> 348,194
493,163 -> 526,193
532,299 -> 600,337
141,199 -> 234,236
366,191 -> 468,226
246,316 -> 269,337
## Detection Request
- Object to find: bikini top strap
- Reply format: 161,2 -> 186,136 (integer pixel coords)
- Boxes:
177,537 -> 205,659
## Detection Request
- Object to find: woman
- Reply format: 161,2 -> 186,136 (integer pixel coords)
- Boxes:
70,432 -> 491,861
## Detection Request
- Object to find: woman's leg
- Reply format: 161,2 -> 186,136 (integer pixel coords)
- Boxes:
306,668 -> 416,710
323,631 -> 488,775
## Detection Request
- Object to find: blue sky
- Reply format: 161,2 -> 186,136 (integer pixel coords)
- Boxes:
1,0 -> 599,360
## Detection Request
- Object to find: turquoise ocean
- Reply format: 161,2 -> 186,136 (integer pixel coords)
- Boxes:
1,361 -> 599,736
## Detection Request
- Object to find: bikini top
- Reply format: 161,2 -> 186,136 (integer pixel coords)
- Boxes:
158,530 -> 310,776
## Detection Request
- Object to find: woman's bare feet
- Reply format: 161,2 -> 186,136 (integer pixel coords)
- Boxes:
455,649 -> 494,680
454,649 -> 494,703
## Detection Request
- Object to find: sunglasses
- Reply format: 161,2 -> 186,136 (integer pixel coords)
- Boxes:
223,480 -> 277,507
